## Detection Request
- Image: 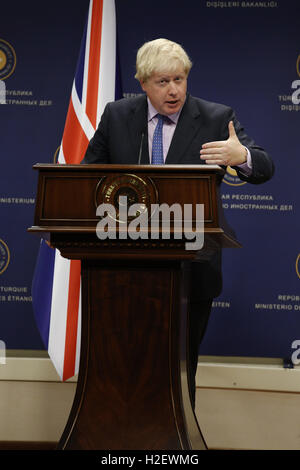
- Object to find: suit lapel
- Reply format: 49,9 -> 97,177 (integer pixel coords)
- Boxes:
165,94 -> 203,164
127,95 -> 149,164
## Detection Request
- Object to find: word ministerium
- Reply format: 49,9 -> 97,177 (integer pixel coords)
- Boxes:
0,340 -> 6,365
96,196 -> 204,251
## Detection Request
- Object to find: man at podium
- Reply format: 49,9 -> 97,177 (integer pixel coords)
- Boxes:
82,38 -> 274,408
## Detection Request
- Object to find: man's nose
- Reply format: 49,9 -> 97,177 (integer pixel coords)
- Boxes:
168,81 -> 177,94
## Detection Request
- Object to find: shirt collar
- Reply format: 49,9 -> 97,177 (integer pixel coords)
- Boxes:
147,97 -> 183,124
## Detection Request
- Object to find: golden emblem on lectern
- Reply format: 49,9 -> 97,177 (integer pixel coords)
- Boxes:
95,174 -> 158,222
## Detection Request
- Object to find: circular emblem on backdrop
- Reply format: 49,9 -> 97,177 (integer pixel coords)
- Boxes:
0,239 -> 10,275
296,254 -> 300,280
0,39 -> 16,80
297,55 -> 300,78
95,174 -> 158,223
223,166 -> 247,186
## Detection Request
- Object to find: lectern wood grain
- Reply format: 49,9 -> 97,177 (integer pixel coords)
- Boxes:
60,260 -> 204,450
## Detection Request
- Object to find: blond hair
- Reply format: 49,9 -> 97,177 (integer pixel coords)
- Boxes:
135,38 -> 192,82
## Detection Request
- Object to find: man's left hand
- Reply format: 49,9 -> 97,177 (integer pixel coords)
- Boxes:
200,121 -> 247,166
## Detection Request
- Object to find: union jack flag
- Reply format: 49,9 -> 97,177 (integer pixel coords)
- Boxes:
32,0 -> 121,381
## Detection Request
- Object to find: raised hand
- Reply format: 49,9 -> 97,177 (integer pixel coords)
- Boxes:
200,121 -> 247,166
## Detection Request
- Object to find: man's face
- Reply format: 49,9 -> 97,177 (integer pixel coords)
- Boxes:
140,67 -> 187,116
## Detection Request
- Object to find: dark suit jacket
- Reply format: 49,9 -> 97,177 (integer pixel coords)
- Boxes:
82,93 -> 274,299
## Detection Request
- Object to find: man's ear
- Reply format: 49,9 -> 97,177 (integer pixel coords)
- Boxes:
140,80 -> 147,92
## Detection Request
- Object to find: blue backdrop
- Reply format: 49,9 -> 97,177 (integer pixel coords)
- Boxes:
0,0 -> 299,360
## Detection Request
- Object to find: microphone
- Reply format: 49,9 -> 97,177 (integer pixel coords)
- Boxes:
137,132 -> 145,165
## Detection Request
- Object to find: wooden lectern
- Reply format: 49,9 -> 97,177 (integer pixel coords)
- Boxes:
29,164 -> 240,450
